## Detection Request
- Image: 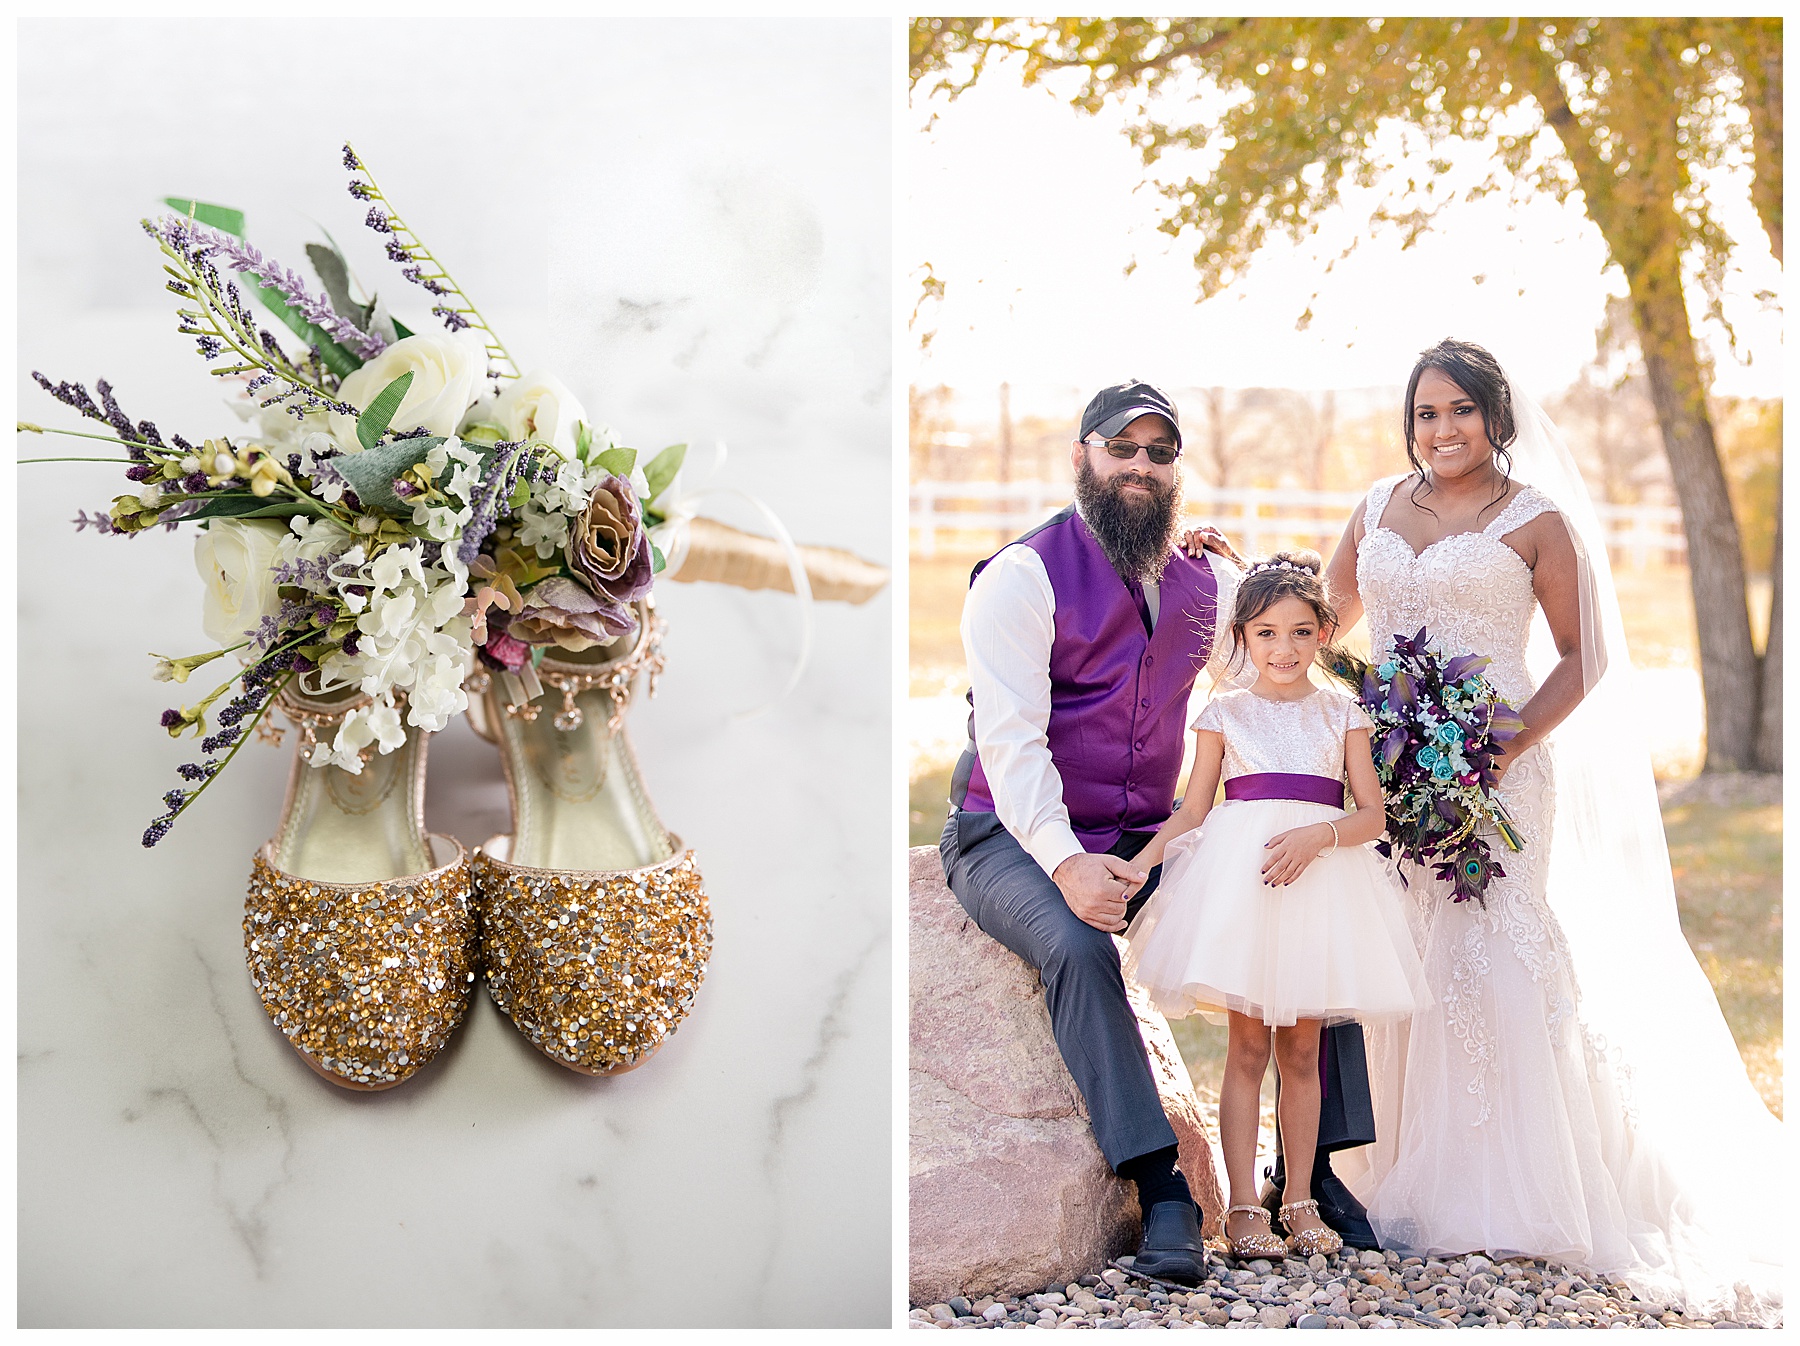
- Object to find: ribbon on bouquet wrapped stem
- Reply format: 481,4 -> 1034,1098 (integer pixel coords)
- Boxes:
646,441 -> 888,717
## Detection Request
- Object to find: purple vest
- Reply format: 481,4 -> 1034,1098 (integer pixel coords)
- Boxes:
959,507 -> 1220,851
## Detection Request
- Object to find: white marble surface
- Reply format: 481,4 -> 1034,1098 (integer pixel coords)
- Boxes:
18,19 -> 893,1328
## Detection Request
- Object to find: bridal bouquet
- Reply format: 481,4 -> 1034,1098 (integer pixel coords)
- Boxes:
1324,629 -> 1525,905
23,144 -> 700,847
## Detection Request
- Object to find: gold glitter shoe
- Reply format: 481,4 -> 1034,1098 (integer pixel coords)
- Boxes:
1280,1198 -> 1344,1257
1225,1204 -> 1289,1259
243,682 -> 479,1091
467,598 -> 712,1075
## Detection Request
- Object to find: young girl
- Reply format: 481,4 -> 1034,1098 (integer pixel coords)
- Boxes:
1123,550 -> 1428,1260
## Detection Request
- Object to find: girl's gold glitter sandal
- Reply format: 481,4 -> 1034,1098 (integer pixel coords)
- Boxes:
243,681 -> 479,1091
1279,1198 -> 1344,1257
466,597 -> 712,1075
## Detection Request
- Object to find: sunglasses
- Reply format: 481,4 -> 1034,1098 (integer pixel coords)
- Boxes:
1085,436 -> 1181,466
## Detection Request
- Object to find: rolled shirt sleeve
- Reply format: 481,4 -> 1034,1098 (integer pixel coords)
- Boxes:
960,546 -> 1085,879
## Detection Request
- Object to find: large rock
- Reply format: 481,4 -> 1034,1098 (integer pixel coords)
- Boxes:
909,846 -> 1224,1307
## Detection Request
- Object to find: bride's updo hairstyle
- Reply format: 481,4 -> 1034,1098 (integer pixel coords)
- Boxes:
1403,338 -> 1516,515
1223,548 -> 1339,675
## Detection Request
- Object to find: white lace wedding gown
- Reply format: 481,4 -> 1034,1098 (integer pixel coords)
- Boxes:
1339,474 -> 1781,1322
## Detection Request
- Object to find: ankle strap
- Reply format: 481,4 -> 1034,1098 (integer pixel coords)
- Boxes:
1279,1198 -> 1321,1216
1226,1204 -> 1271,1218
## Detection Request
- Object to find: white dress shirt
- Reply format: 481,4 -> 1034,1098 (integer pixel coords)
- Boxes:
961,542 -> 1244,879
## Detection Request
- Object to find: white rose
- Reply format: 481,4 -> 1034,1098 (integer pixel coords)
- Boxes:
486,370 -> 588,454
328,331 -> 487,445
194,519 -> 287,647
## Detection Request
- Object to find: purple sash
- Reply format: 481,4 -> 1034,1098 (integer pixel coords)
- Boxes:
1223,772 -> 1344,808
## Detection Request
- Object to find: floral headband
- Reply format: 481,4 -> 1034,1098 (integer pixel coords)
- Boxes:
1244,558 -> 1309,578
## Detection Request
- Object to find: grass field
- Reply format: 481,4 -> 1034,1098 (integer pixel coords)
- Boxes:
909,544 -> 1782,1121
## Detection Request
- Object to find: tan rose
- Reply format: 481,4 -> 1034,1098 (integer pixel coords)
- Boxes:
567,474 -> 654,604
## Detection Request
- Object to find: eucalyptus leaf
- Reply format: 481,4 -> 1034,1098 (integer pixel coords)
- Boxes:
643,442 -> 687,505
651,541 -> 667,575
331,435 -> 445,514
357,371 -> 415,451
305,242 -> 361,325
365,293 -> 399,346
596,445 -> 637,478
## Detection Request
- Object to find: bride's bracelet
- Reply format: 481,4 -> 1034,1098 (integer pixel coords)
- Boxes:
1319,821 -> 1339,858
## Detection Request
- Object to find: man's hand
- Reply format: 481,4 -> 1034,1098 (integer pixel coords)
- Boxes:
1180,525 -> 1245,568
1053,852 -> 1146,933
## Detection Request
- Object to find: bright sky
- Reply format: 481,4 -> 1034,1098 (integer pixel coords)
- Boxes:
911,58 -> 1783,418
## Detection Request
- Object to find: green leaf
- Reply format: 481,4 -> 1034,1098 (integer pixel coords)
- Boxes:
508,477 -> 532,510
180,493 -> 327,522
392,317 -> 414,340
575,421 -> 594,460
163,198 -> 245,237
595,445 -> 637,478
357,371 -> 415,451
642,442 -> 687,504
330,434 -> 444,514
651,541 -> 667,575
305,242 -> 362,326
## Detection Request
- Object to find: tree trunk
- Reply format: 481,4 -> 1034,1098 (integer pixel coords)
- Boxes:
1530,43 -> 1763,772
1624,250 -> 1761,771
1755,468 -> 1781,771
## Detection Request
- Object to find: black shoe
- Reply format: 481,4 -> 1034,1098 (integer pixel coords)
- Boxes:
1133,1201 -> 1207,1285
1260,1156 -> 1381,1251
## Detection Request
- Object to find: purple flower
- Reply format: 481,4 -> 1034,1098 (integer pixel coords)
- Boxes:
342,143 -> 362,171
509,576 -> 637,652
365,207 -> 392,234
566,474 -> 655,606
160,708 -> 184,729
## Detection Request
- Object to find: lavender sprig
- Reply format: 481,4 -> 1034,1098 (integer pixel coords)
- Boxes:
144,215 -> 356,420
143,632 -> 312,847
455,438 -> 528,566
344,141 -> 519,377
31,373 -> 156,458
196,227 -> 386,361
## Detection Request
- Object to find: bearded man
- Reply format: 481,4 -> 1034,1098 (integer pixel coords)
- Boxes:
938,380 -> 1241,1283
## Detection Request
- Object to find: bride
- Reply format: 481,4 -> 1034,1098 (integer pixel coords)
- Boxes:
1319,339 -> 1782,1323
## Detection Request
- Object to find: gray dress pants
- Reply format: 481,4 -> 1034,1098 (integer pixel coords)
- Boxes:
939,808 -> 1176,1169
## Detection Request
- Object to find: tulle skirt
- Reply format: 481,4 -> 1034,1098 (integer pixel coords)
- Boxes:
1123,799 -> 1430,1027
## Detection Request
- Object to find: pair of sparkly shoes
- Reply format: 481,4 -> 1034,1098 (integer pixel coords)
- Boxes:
1226,1200 -> 1344,1260
244,598 -> 710,1090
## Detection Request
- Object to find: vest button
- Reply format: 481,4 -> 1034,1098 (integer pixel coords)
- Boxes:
1134,740 -> 1144,751
1144,655 -> 1154,666
1140,698 -> 1150,709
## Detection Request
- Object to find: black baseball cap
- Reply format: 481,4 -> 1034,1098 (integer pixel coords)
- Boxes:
1079,380 -> 1182,450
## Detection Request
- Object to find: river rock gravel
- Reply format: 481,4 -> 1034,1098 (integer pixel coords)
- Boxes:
908,1247 -> 1774,1329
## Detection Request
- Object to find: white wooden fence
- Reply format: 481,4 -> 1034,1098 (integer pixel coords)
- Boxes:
910,480 -> 1686,568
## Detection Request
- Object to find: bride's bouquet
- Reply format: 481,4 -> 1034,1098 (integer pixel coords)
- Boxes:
22,143 -> 882,849
1323,629 -> 1525,905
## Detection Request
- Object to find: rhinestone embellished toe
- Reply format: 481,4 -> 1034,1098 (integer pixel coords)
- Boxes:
243,841 -> 479,1089
472,847 -> 711,1074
